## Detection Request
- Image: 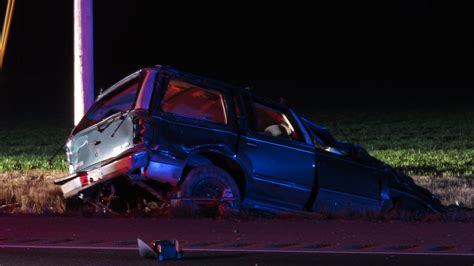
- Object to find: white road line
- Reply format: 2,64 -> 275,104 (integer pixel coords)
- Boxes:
188,248 -> 474,257
0,244 -> 136,251
0,244 -> 473,257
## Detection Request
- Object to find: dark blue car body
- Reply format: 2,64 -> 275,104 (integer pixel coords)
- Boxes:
55,66 -> 445,214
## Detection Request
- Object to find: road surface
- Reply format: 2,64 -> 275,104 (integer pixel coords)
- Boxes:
1,247 -> 473,266
0,215 -> 473,265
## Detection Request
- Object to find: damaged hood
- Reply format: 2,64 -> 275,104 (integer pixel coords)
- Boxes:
301,116 -> 386,169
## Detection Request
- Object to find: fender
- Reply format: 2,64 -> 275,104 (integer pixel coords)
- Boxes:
144,144 -> 251,192
389,188 -> 443,213
180,147 -> 251,197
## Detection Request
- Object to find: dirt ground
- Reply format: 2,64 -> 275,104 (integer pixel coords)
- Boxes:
0,171 -> 472,214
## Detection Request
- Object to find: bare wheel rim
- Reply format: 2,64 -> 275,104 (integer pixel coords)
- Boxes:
95,183 -> 116,213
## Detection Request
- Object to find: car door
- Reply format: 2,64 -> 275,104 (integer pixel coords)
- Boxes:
149,73 -> 239,184
303,123 -> 385,213
238,95 -> 316,211
312,152 -> 385,213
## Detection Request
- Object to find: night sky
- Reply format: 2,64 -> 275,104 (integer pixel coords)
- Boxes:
1,0 -> 473,120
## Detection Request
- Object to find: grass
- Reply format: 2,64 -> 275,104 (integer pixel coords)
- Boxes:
0,107 -> 472,214
303,107 -> 473,178
0,170 -> 65,214
0,122 -> 70,172
1,108 -> 472,177
414,176 -> 473,208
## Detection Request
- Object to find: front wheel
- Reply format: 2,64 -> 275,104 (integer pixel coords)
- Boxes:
386,197 -> 431,219
173,165 -> 241,216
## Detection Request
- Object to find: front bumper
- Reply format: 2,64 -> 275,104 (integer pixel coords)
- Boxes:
54,151 -> 148,198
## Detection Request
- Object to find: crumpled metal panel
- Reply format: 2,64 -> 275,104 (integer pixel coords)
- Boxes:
68,114 -> 134,173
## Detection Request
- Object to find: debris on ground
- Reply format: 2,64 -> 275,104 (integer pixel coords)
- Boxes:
137,238 -> 183,262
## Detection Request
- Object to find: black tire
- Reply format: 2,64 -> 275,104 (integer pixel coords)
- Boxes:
173,165 -> 241,216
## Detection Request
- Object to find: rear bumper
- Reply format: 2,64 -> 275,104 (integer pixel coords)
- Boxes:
54,151 -> 148,198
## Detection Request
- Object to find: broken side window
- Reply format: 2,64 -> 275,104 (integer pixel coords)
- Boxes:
161,79 -> 228,125
251,102 -> 304,142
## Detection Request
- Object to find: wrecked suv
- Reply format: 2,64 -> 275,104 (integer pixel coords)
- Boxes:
54,65 -> 445,215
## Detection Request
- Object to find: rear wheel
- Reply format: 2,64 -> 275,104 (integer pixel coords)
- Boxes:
173,165 -> 241,216
88,178 -> 134,214
95,182 -> 125,214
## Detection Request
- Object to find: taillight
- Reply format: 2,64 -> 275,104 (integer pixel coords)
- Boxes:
79,173 -> 89,187
133,117 -> 146,144
78,170 -> 102,187
175,240 -> 182,252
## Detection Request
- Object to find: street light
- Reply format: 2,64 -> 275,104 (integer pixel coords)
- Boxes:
0,0 -> 16,69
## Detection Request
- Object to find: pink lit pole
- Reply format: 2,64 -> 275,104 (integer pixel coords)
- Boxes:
74,0 -> 94,125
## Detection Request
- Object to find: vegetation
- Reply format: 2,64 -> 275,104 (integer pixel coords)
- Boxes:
304,107 -> 473,178
0,108 -> 472,178
0,107 -> 472,213
0,172 -> 472,214
0,171 -> 65,214
0,122 -> 70,172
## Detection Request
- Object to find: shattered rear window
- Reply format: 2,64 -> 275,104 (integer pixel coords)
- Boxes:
74,78 -> 140,133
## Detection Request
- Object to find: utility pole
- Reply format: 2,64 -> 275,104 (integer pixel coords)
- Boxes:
74,0 -> 94,125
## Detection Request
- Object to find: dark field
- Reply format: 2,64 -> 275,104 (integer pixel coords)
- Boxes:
0,107 -> 472,212
304,107 -> 473,178
3,108 -> 471,177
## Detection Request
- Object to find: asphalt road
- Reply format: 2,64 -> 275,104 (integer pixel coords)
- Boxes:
0,248 -> 473,266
